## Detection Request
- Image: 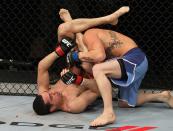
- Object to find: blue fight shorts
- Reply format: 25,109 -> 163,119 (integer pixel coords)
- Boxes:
110,47 -> 148,107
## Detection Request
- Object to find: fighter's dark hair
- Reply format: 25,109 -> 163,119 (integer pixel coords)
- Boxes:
33,95 -> 51,115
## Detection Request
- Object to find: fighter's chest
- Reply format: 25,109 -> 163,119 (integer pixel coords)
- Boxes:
62,88 -> 79,100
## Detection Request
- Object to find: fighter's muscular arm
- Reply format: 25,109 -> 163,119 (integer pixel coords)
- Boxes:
37,52 -> 58,94
77,29 -> 106,63
75,33 -> 88,52
78,49 -> 106,63
78,40 -> 106,63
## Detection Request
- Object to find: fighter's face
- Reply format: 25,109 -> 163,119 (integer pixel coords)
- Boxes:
41,90 -> 63,112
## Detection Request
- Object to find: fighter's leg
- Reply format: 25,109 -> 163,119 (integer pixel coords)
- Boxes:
58,6 -> 129,40
136,90 -> 173,108
90,60 -> 121,127
58,9 -> 75,42
58,9 -> 88,52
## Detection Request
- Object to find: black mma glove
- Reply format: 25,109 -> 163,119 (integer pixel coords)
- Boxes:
61,71 -> 83,85
55,37 -> 75,56
66,51 -> 81,67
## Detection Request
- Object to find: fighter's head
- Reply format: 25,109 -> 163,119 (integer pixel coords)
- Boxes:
33,91 -> 63,115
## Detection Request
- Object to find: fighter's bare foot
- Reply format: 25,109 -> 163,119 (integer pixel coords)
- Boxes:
90,112 -> 116,127
161,91 -> 173,108
109,6 -> 130,25
59,8 -> 72,22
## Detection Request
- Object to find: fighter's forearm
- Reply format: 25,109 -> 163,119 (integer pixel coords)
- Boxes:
38,52 -> 58,71
37,53 -> 58,94
78,50 -> 106,63
76,33 -> 88,52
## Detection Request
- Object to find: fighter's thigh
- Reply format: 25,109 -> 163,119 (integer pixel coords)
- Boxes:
92,60 -> 122,78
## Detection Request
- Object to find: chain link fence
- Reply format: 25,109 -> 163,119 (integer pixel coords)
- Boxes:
0,0 -> 172,95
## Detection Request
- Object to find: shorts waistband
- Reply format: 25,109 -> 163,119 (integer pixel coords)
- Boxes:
123,47 -> 143,56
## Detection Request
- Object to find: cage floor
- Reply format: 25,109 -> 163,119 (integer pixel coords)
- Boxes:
0,95 -> 173,131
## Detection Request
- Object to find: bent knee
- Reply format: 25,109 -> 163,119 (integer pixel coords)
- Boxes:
92,64 -> 104,77
58,23 -> 73,37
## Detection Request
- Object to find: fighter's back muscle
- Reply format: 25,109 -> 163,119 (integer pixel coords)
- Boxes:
83,28 -> 106,51
98,30 -> 137,57
84,28 -> 137,57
